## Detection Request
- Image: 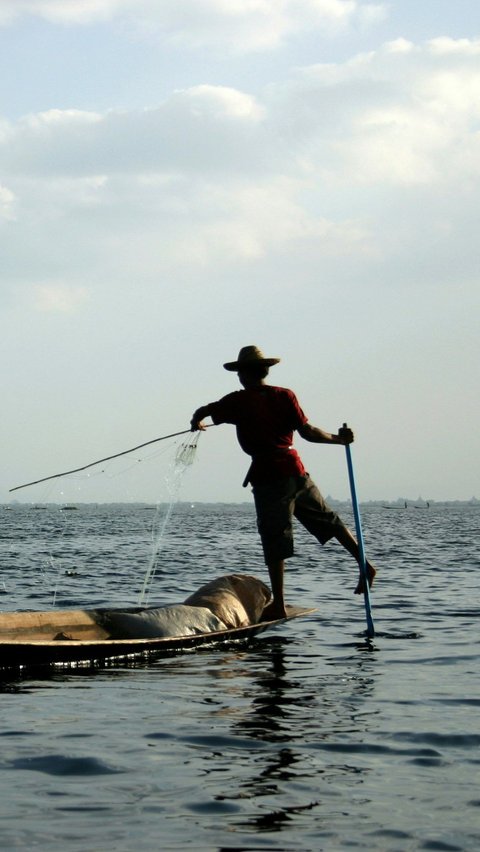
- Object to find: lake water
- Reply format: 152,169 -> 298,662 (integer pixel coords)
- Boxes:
0,501 -> 479,851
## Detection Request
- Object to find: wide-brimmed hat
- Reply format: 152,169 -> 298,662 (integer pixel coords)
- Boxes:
223,345 -> 281,372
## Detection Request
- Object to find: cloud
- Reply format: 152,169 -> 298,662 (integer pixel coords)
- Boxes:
0,184 -> 16,220
284,38 -> 480,186
4,36 -> 479,189
1,38 -> 479,298
182,85 -> 264,120
0,1 -> 386,52
0,0 -> 122,27
428,36 -> 480,56
0,88 -> 268,179
33,285 -> 90,313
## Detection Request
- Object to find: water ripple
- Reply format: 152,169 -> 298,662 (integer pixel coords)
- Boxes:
7,754 -> 122,776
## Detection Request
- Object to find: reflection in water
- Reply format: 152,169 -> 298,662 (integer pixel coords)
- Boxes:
206,636 -> 379,837
234,639 -> 312,743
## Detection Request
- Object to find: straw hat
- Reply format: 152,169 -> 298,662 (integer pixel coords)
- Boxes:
223,345 -> 281,372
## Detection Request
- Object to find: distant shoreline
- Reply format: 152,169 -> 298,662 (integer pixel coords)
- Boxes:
2,499 -> 479,509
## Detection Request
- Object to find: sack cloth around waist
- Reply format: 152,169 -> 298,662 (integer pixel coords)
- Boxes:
242,447 -> 305,487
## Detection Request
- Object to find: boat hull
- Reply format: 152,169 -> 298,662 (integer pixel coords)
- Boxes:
0,606 -> 315,671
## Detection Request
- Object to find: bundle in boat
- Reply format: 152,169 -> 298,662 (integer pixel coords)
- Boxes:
100,573 -> 271,638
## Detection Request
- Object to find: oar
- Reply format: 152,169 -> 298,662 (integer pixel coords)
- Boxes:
9,427 -> 204,493
342,423 -> 375,639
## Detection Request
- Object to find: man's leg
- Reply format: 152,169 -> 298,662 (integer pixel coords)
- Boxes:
253,479 -> 297,620
293,475 -> 377,594
262,559 -> 287,620
333,525 -> 376,593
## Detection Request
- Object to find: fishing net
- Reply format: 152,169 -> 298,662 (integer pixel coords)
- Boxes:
5,430 -> 204,608
174,434 -> 199,468
138,433 -> 202,605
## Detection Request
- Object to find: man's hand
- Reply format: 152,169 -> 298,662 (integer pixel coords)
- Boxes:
190,406 -> 210,431
338,424 -> 354,444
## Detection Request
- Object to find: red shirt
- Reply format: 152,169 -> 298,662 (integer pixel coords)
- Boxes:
208,385 -> 308,484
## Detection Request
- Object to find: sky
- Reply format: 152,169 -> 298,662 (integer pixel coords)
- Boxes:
1,0 -> 479,504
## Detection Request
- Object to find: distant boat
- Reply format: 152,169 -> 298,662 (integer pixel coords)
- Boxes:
60,505 -> 78,511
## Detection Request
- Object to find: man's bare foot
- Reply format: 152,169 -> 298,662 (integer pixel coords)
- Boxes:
261,600 -> 288,621
354,562 -> 376,594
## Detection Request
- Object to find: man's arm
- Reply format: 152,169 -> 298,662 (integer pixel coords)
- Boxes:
297,422 -> 354,445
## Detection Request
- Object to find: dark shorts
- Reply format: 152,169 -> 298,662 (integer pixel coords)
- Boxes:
252,474 -> 345,564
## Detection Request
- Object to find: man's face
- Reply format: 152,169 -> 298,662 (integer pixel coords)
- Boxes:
238,369 -> 260,389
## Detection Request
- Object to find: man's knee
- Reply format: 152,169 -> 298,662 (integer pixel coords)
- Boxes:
261,534 -> 294,565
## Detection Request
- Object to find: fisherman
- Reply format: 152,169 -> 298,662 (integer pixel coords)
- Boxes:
191,346 -> 376,620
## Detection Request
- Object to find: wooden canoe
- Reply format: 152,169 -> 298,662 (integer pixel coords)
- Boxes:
0,605 -> 316,671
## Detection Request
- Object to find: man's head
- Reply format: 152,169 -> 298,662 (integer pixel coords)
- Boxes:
238,363 -> 270,388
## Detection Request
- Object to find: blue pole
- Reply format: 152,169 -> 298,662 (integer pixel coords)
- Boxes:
343,425 -> 375,639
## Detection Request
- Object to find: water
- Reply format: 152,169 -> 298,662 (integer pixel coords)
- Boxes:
1,502 -> 479,850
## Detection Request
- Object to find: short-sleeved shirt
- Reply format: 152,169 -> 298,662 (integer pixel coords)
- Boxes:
208,385 -> 308,484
